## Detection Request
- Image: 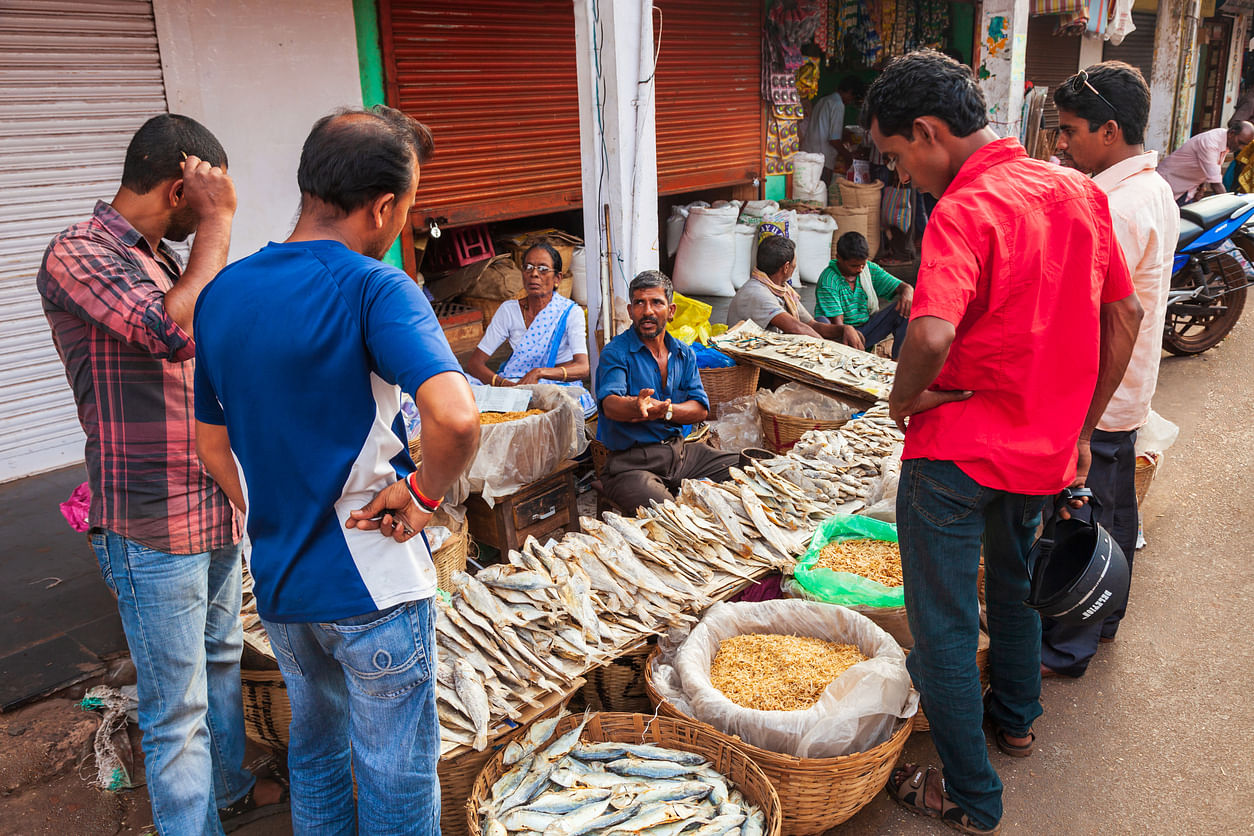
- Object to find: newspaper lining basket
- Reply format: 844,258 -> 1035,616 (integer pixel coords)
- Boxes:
644,647 -> 911,834
466,711 -> 783,836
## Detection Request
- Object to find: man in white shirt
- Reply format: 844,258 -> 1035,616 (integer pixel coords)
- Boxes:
801,75 -> 867,180
1042,61 -> 1179,677
1156,118 -> 1254,201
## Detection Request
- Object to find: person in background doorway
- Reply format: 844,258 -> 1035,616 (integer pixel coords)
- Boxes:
727,234 -> 845,340
814,231 -> 912,359
802,75 -> 868,180
1042,62 -> 1178,678
37,114 -> 287,835
595,270 -> 738,513
194,106 -> 480,833
465,241 -> 595,415
1155,118 -> 1254,202
863,50 -> 1142,835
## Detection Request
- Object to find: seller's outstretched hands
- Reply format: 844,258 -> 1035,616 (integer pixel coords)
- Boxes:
636,388 -> 671,421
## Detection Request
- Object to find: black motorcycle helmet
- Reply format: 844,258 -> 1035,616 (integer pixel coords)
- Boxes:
1025,488 -> 1130,624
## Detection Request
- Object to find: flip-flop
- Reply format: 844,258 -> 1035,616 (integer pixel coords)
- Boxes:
887,763 -> 1001,834
994,728 -> 1035,758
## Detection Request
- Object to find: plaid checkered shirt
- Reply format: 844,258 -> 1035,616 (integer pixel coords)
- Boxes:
37,201 -> 237,554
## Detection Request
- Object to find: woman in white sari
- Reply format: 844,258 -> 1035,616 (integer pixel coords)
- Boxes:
466,242 -> 595,415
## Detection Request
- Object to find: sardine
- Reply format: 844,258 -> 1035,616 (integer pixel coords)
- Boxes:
517,788 -> 612,815
503,715 -> 561,766
604,758 -> 695,779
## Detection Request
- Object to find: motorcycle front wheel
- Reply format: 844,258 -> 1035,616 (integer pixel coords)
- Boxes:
1163,249 -> 1248,356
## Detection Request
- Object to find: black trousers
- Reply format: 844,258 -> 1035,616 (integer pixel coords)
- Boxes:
1040,428 -> 1138,677
602,437 -> 739,514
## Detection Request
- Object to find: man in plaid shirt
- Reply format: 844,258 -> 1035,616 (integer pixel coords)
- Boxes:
38,114 -> 284,834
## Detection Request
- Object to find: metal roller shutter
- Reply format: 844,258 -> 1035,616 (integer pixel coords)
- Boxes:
0,0 -> 168,482
380,0 -> 582,228
1025,15 -> 1082,129
1103,12 -> 1157,86
654,0 -> 763,195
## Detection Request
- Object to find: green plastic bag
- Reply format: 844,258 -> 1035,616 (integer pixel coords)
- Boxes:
794,515 -> 904,608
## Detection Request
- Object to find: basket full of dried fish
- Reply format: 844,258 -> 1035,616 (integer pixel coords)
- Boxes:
645,600 -> 916,835
468,711 -> 782,836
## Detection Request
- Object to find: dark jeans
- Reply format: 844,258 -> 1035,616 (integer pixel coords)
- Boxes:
897,459 -> 1049,831
1041,428 -> 1138,677
855,305 -> 909,359
603,437 -> 739,513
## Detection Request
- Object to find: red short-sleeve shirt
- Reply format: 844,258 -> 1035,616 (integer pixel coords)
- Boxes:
904,138 -> 1134,495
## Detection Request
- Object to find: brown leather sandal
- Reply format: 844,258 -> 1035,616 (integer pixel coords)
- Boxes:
887,763 -> 1001,835
994,728 -> 1035,758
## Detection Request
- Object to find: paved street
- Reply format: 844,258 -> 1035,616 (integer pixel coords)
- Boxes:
2,316 -> 1251,835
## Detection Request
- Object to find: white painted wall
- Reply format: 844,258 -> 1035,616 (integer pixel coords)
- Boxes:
152,0 -> 363,263
975,0 -> 1028,139
1220,13 -> 1251,126
1147,0 -> 1195,154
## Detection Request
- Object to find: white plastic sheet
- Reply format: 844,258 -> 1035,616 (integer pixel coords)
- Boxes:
708,393 -> 764,453
450,384 -> 588,507
656,600 -> 917,758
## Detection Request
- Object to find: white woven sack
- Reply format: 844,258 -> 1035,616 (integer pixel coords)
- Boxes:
796,213 -> 838,284
666,201 -> 709,258
673,204 -> 739,297
752,209 -> 801,288
741,200 -> 779,220
570,246 -> 587,305
791,152 -> 828,205
729,223 -> 757,290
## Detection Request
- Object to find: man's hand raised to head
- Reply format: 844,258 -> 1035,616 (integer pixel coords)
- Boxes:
180,155 -> 236,222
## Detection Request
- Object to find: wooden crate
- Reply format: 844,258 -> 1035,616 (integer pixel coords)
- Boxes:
433,301 -> 484,355
465,460 -> 580,553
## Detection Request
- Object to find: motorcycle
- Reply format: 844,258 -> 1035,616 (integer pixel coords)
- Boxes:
1165,193 -> 1254,355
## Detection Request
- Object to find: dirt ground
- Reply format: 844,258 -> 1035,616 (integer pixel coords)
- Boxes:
3,316 -> 1251,835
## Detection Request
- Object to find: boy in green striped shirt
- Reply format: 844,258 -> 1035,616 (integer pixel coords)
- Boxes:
814,231 -> 913,359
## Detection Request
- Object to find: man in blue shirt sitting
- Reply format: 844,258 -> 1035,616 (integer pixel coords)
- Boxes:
596,270 -> 739,512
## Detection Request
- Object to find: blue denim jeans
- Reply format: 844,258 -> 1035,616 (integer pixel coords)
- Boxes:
896,459 -> 1049,831
264,599 -> 440,835
91,531 -> 253,836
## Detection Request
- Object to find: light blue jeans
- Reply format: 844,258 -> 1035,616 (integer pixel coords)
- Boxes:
264,598 -> 441,835
92,531 -> 253,836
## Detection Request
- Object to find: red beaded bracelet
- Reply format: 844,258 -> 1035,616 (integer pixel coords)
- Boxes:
406,471 -> 441,513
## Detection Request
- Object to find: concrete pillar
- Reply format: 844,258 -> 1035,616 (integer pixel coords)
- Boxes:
1220,13 -> 1251,125
573,0 -> 660,366
975,0 -> 1029,139
1147,0 -> 1201,154
1172,0 -> 1204,148
1079,33 -> 1104,72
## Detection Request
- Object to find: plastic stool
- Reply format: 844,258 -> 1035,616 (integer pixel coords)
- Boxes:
426,224 -> 494,270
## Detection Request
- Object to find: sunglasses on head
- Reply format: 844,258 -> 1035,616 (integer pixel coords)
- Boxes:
1068,70 -> 1118,116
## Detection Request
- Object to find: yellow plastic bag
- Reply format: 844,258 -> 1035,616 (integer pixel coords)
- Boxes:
667,293 -> 727,345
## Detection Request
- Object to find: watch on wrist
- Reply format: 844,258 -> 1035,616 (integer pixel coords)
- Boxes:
665,403 -> 674,422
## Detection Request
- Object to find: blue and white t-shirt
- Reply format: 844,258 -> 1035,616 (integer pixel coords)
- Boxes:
193,240 -> 463,623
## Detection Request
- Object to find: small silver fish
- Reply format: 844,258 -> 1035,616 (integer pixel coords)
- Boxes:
604,758 -> 695,779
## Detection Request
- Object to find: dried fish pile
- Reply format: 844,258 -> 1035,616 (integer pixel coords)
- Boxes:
711,322 -> 896,401
710,635 -> 868,711
480,409 -> 546,425
479,713 -> 767,836
815,539 -> 903,587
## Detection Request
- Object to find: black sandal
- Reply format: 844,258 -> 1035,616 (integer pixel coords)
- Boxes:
220,764 -> 291,835
994,727 -> 1035,758
887,763 -> 1001,835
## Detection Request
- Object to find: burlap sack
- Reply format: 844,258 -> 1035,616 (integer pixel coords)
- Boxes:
837,181 -> 883,259
468,254 -> 524,301
823,206 -> 871,258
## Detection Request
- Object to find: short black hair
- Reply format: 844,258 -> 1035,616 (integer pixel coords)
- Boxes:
861,49 -> 988,139
121,114 -> 227,194
297,105 -> 434,215
1054,62 -> 1149,146
630,269 -> 673,304
756,234 -> 796,275
523,241 -> 563,275
835,231 -> 870,261
837,75 -> 867,98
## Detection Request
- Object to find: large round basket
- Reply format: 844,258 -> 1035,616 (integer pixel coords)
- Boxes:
699,362 -> 761,420
241,668 -> 290,750
579,641 -> 655,713
758,400 -> 849,454
466,712 -> 783,836
643,649 -> 911,835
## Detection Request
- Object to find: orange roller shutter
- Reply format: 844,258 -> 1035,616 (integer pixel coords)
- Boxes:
380,0 -> 583,227
654,0 -> 764,195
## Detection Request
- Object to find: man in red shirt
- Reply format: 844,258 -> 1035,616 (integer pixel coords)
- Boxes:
862,52 -> 1143,834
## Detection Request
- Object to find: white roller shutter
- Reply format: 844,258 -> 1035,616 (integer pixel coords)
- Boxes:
0,0 -> 168,482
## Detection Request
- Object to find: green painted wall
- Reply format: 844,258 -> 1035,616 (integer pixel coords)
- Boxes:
352,0 -> 406,270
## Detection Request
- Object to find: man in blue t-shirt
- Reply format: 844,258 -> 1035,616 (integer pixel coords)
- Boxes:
194,107 -> 480,834
595,270 -> 738,512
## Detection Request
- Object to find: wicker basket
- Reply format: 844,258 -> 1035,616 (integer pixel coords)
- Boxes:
408,436 -> 422,465
758,400 -> 850,454
241,668 -> 291,750
699,362 -> 761,420
442,693 -> 574,836
466,712 -> 783,836
432,520 -> 470,591
580,641 -> 655,713
643,649 -> 911,834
